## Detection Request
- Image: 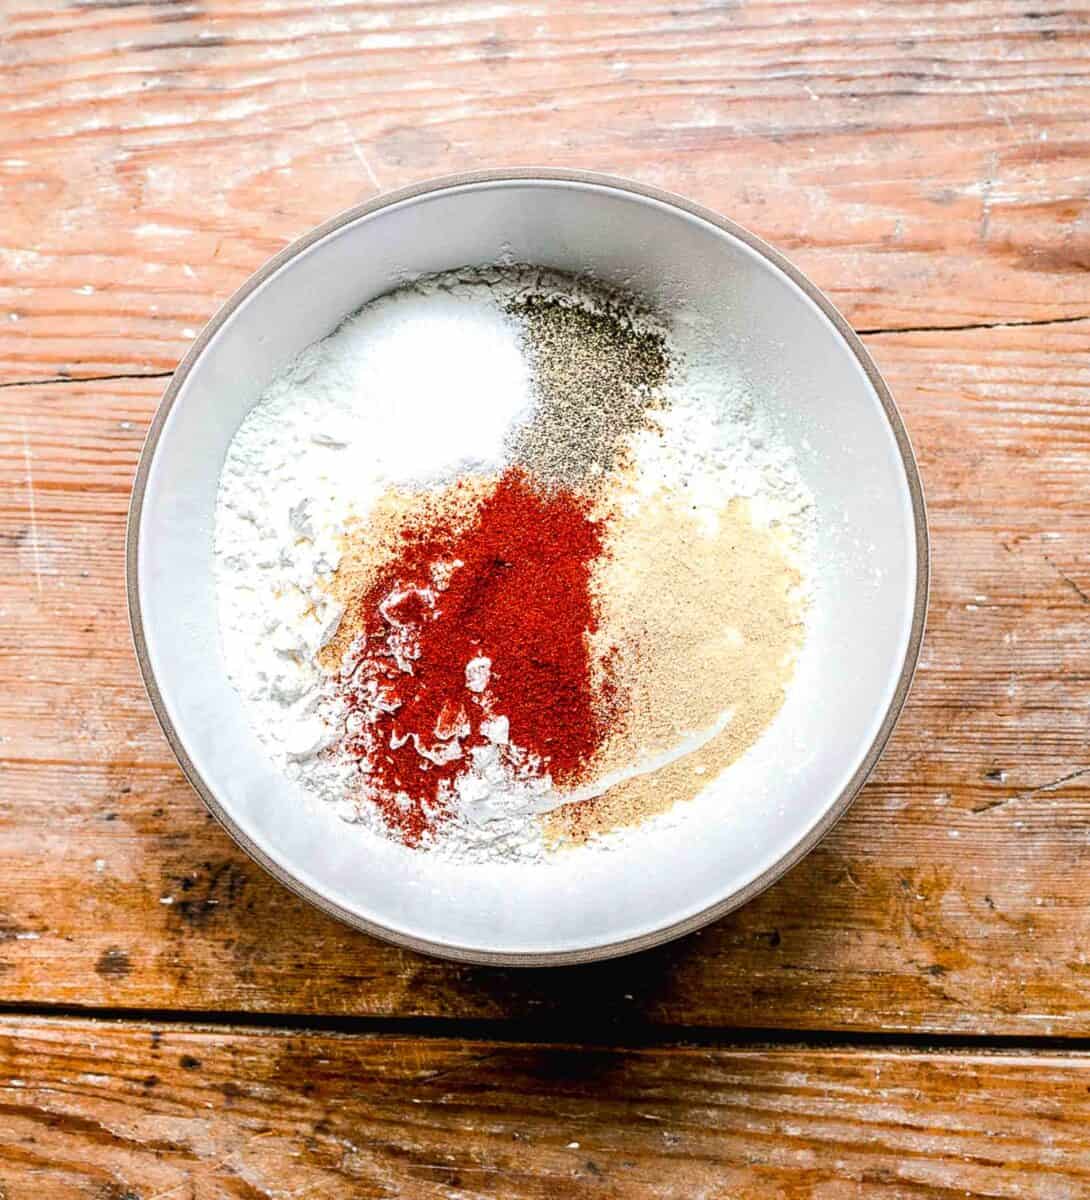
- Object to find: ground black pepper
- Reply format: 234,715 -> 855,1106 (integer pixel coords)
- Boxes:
508,290 -> 669,488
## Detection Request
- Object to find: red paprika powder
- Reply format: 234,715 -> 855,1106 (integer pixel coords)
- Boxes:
339,467 -> 611,843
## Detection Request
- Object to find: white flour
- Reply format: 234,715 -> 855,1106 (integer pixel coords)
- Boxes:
629,317 -> 814,546
214,270 -> 815,864
215,280 -> 535,841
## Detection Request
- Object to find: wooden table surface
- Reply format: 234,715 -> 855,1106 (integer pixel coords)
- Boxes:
2,1 -> 1089,1195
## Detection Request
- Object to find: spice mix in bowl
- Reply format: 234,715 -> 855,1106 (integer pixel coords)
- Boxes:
216,267 -> 813,862
130,171 -> 926,963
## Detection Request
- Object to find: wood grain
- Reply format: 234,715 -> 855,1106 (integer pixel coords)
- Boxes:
1,1016 -> 1089,1198
1,316 -> 1087,1033
2,1 -> 1090,382
6,1 -> 1090,1185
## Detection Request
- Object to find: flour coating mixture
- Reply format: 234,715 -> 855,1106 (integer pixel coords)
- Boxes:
214,268 -> 814,863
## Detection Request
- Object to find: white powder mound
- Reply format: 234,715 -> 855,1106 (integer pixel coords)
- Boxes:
424,742 -> 554,864
628,324 -> 814,542
214,269 -> 817,866
214,279 -> 534,837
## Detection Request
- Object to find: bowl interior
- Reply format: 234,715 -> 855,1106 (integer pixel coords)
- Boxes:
134,176 -> 922,962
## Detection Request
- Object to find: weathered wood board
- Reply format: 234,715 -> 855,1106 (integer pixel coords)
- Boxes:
3,1 -> 1090,1190
2,1017 -> 1090,1198
1,318 -> 1086,1033
3,1 -> 1090,384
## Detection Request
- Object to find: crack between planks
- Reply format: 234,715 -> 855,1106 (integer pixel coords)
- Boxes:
856,313 -> 1090,336
0,1001 -> 1088,1055
0,370 -> 173,390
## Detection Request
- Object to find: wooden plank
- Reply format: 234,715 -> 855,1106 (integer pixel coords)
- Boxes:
0,317 -> 1087,1032
3,1 -> 1090,382
1,1016 -> 1089,1198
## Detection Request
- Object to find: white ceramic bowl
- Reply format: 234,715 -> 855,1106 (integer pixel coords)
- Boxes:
128,169 -> 927,965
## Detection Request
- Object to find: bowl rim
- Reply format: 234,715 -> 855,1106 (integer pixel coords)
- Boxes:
126,167 -> 930,967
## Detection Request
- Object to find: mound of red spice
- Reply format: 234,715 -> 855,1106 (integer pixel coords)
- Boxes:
339,467 -> 611,844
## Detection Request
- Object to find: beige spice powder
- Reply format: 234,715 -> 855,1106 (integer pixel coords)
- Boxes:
317,479 -> 492,672
317,476 -> 806,848
544,494 -> 806,845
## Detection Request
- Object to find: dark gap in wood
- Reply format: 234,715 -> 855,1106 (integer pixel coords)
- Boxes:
857,313 -> 1090,336
1,1000 -> 1089,1055
0,370 -> 174,390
